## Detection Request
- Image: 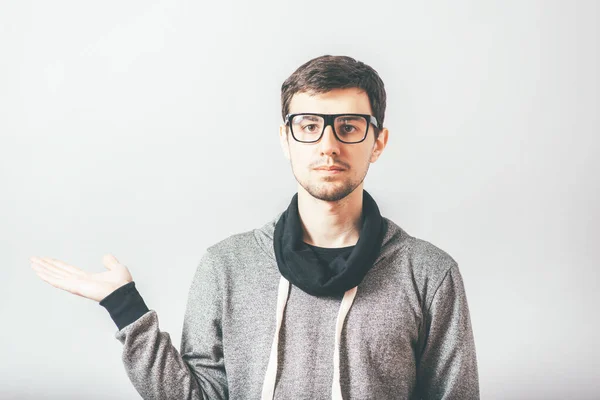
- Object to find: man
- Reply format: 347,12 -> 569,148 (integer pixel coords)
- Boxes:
30,55 -> 480,399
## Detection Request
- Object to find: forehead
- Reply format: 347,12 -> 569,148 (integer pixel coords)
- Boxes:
288,87 -> 373,115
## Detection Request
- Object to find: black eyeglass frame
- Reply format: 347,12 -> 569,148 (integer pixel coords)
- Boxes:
284,113 -> 380,144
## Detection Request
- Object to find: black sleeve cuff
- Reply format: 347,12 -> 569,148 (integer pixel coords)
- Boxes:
99,281 -> 150,331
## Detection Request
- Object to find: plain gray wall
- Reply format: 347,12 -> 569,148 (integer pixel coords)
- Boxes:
1,1 -> 598,399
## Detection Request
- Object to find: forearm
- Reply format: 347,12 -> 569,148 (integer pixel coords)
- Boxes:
100,283 -> 211,400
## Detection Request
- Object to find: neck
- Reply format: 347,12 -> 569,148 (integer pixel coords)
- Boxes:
297,185 -> 364,248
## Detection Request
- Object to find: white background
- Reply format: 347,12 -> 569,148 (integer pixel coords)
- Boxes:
1,1 -> 598,399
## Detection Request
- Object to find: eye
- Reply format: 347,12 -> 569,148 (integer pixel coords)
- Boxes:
341,125 -> 356,133
302,124 -> 319,133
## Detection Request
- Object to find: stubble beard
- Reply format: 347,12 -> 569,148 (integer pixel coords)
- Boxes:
291,161 -> 371,202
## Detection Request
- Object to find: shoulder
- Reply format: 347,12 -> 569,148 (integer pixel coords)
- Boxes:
382,218 -> 459,307
205,229 -> 258,257
205,213 -> 281,260
408,236 -> 458,276
194,222 -> 280,295
383,218 -> 458,274
188,229 -> 261,293
197,219 -> 277,278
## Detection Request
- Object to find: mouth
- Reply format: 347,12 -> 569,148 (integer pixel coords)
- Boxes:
315,168 -> 345,174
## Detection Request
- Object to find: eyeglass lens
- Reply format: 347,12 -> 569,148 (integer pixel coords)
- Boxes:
290,114 -> 368,143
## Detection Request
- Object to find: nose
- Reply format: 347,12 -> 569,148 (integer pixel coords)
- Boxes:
318,125 -> 340,156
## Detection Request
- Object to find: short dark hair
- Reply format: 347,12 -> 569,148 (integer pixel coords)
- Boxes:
281,55 -> 387,140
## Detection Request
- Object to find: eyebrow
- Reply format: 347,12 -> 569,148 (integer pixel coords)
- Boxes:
295,115 -> 321,122
336,116 -> 363,122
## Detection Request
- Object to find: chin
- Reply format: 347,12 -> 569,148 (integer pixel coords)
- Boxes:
303,181 -> 358,202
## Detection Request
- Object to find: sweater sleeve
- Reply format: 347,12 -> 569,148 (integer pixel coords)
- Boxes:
99,250 -> 228,400
99,281 -> 150,330
416,265 -> 480,399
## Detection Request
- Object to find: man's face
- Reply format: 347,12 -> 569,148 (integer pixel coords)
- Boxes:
279,87 -> 388,202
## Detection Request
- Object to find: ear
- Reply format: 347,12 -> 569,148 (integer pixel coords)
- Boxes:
369,127 -> 389,163
279,124 -> 291,161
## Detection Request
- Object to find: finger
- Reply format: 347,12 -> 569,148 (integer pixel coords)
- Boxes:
103,254 -> 122,270
33,267 -> 84,298
31,261 -> 64,279
45,257 -> 86,276
32,258 -> 70,279
33,265 -> 64,286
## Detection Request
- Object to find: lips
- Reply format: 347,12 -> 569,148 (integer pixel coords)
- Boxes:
315,166 -> 345,171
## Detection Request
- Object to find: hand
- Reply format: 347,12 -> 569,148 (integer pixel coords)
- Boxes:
30,254 -> 133,303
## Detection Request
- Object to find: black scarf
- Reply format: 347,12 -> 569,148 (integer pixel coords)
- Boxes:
273,189 -> 388,297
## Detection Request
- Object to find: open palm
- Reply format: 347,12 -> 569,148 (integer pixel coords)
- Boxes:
30,254 -> 133,302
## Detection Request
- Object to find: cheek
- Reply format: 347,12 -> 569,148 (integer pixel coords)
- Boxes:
290,147 -> 311,166
351,149 -> 372,166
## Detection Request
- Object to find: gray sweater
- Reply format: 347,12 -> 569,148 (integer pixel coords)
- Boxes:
111,213 -> 480,399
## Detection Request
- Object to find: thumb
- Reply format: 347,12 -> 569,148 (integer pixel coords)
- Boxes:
103,254 -> 121,270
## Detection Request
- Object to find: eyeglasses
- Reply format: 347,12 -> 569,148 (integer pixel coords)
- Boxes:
284,113 -> 379,144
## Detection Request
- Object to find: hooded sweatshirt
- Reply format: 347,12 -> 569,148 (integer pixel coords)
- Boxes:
100,212 -> 480,399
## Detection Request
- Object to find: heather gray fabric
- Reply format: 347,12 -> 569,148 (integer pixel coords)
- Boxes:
114,212 -> 480,399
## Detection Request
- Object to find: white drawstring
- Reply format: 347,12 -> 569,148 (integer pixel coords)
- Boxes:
331,286 -> 358,399
261,276 -> 291,400
261,276 -> 358,400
